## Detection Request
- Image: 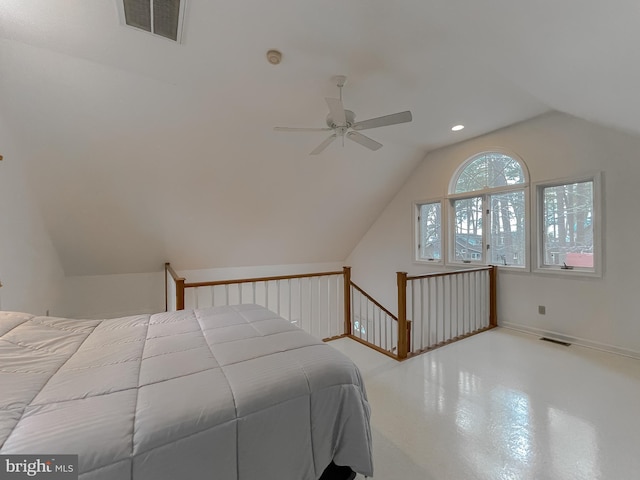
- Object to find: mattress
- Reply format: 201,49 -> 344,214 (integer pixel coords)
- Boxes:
0,304 -> 373,479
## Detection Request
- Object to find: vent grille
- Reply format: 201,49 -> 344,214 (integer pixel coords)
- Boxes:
121,0 -> 184,42
123,0 -> 151,32
540,337 -> 571,347
153,0 -> 180,41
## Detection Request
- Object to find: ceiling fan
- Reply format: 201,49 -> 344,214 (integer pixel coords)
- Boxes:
274,76 -> 412,155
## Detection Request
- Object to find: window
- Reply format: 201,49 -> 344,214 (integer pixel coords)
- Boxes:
536,173 -> 601,275
448,152 -> 528,268
452,196 -> 483,262
415,201 -> 442,263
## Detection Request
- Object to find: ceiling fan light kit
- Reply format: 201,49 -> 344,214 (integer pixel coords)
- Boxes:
274,76 -> 412,155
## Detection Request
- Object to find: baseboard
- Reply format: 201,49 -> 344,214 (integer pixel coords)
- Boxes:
500,321 -> 640,360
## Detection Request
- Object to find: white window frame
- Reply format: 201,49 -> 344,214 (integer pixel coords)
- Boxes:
533,172 -> 602,277
413,199 -> 444,265
447,192 -> 485,266
446,150 -> 530,270
446,186 -> 530,269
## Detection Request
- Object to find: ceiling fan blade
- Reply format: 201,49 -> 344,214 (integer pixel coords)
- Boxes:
310,134 -> 337,155
325,97 -> 346,126
352,110 -> 413,131
346,131 -> 383,151
274,127 -> 333,132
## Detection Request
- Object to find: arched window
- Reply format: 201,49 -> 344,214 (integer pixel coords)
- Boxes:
453,152 -> 526,193
448,151 -> 529,267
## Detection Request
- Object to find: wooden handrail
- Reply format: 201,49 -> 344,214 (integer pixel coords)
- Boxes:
350,281 -> 398,321
406,266 -> 493,281
184,270 -> 343,289
397,271 -> 408,360
165,263 -> 346,315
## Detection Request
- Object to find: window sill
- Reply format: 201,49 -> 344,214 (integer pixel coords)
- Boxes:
414,259 -> 444,266
495,264 -> 529,272
446,262 -> 529,272
533,266 -> 601,278
447,261 -> 483,268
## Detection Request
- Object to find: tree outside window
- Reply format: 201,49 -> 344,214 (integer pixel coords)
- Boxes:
538,177 -> 598,273
417,202 -> 442,262
450,152 -> 528,268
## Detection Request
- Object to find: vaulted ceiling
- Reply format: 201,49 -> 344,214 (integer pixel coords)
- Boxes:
1,0 -> 638,275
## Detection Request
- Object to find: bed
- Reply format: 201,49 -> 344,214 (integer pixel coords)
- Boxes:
0,304 -> 373,480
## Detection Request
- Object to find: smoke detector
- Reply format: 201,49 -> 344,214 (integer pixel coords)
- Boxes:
266,50 -> 282,65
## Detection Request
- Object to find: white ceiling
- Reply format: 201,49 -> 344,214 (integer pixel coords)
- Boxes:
1,0 -> 638,275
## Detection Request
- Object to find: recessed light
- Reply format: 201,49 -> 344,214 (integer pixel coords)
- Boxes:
451,124 -> 465,132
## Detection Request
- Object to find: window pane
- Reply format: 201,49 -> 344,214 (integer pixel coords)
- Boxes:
455,153 -> 525,194
418,203 -> 442,261
542,181 -> 594,268
453,197 -> 483,261
490,191 -> 526,266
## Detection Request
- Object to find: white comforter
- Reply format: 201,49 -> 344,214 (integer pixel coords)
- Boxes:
0,304 -> 373,479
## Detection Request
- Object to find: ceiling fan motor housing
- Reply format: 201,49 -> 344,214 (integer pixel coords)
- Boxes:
327,109 -> 356,129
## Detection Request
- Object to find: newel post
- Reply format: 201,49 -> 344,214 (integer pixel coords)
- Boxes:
176,278 -> 185,311
397,271 -> 408,359
165,263 -> 169,312
489,265 -> 497,327
343,266 -> 352,336
166,262 -> 186,311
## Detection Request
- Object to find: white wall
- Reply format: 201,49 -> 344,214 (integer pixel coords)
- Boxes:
60,262 -> 345,319
347,111 -> 640,357
61,272 -> 165,319
0,118 -> 65,315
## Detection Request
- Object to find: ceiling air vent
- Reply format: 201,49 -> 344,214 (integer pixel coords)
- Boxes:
119,0 -> 186,43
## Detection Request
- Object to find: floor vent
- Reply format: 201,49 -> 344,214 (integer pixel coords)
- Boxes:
120,0 -> 186,42
540,337 -> 571,347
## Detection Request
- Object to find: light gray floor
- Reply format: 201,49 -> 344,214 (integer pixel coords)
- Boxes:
329,328 -> 640,480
